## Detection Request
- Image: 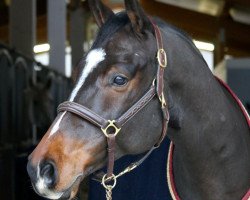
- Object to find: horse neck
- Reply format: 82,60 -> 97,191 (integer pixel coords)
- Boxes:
163,30 -> 250,199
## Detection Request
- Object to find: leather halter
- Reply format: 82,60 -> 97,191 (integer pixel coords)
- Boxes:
57,21 -> 169,188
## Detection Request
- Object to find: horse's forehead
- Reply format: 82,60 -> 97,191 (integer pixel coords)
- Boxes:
69,48 -> 106,102
110,31 -> 140,49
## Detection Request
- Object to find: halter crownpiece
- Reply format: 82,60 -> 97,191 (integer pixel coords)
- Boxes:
57,20 -> 169,200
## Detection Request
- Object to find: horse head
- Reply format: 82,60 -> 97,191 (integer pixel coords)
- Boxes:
27,0 -> 165,199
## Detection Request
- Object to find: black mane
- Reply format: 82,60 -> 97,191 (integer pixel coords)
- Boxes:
92,12 -> 130,48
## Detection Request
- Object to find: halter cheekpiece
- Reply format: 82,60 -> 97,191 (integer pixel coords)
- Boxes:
57,19 -> 169,200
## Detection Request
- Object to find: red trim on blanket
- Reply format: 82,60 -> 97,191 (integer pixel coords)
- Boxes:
242,189 -> 250,200
167,77 -> 250,200
167,142 -> 181,200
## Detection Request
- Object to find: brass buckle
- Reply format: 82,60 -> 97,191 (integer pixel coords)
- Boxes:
157,48 -> 167,68
101,120 -> 121,138
159,93 -> 167,108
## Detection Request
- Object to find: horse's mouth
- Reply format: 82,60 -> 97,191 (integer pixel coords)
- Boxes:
59,174 -> 83,200
60,161 -> 108,199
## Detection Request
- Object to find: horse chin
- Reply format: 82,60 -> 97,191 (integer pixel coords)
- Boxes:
54,162 -> 106,200
58,181 -> 80,200
59,163 -> 106,200
59,173 -> 85,200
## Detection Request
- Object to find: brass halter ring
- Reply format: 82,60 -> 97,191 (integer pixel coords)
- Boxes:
101,120 -> 121,138
102,174 -> 117,190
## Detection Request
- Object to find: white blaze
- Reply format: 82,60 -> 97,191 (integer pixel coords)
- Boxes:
69,48 -> 106,101
49,111 -> 66,137
48,48 -> 106,137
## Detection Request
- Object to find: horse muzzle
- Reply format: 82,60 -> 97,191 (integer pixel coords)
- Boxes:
27,159 -> 61,199
27,158 -> 83,199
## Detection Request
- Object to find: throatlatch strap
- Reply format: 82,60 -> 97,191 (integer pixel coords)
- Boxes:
150,18 -> 169,147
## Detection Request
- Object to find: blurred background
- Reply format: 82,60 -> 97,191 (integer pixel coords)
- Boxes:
0,0 -> 249,199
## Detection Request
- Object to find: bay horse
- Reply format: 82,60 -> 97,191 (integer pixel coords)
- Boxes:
27,0 -> 250,199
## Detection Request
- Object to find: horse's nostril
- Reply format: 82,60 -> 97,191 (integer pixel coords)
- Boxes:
40,161 -> 57,188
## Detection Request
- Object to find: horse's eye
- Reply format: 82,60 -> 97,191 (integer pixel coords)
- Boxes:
113,75 -> 128,86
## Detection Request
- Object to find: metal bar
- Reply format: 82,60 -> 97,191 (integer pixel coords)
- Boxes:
48,0 -> 67,75
9,0 -> 36,57
69,2 -> 85,69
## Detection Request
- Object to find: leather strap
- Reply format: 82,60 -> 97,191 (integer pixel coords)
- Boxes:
150,18 -> 169,147
155,106 -> 169,147
92,145 -> 158,182
149,17 -> 167,101
58,101 -> 108,128
58,84 -> 156,130
107,135 -> 116,178
116,84 -> 156,127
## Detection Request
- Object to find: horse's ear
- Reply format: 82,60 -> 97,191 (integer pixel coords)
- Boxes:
124,0 -> 153,35
88,0 -> 114,28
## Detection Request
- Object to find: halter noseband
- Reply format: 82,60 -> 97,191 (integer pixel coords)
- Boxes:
57,20 -> 169,198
